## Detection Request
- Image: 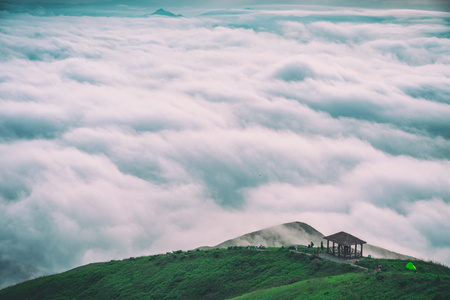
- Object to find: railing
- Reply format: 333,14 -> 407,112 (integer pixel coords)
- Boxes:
327,246 -> 362,258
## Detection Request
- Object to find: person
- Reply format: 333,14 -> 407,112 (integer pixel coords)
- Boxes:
305,246 -> 308,253
376,265 -> 379,271
378,265 -> 382,271
321,241 -> 324,251
311,242 -> 314,247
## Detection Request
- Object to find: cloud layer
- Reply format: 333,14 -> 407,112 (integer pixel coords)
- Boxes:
1,5 -> 450,288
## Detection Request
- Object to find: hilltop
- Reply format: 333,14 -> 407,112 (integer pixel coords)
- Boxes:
207,222 -> 416,260
1,222 -> 448,299
0,247 -> 449,299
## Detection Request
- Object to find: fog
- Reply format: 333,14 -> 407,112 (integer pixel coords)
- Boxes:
1,2 -> 449,289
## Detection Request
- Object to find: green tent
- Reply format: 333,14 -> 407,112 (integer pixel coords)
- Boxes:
406,262 -> 416,271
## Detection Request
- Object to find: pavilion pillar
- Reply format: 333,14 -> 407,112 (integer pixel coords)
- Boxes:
327,240 -> 329,253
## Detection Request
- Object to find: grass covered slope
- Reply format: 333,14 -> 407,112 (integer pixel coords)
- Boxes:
233,271 -> 450,300
234,257 -> 450,300
1,247 -> 449,299
0,247 -> 361,299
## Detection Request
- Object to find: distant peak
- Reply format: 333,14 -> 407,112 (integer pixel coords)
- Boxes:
151,8 -> 183,18
154,8 -> 167,13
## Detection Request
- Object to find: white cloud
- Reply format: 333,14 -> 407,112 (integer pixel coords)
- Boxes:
1,5 -> 449,288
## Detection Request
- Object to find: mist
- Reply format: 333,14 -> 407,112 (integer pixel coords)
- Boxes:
1,1 -> 449,289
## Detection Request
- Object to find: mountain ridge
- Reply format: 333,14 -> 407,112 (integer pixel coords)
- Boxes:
1,243 -> 448,299
1,221 -> 447,299
205,221 -> 416,260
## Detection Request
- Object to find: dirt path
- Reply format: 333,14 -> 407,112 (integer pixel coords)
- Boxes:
318,252 -> 368,270
290,250 -> 368,270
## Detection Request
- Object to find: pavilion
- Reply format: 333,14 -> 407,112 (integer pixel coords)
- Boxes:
323,231 -> 366,259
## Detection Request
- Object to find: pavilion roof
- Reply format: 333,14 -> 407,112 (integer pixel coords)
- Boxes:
323,231 -> 366,246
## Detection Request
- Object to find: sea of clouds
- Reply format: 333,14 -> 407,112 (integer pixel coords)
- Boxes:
1,3 -> 450,288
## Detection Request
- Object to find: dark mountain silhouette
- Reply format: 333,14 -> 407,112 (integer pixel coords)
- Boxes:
150,8 -> 183,18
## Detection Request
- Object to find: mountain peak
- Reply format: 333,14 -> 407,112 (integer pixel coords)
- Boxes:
213,221 -> 415,260
151,8 -> 183,18
215,221 -> 324,249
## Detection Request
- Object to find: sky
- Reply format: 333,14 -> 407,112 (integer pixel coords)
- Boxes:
1,0 -> 450,289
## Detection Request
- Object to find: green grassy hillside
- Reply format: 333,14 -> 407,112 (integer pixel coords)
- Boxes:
234,258 -> 450,300
1,247 -> 449,299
